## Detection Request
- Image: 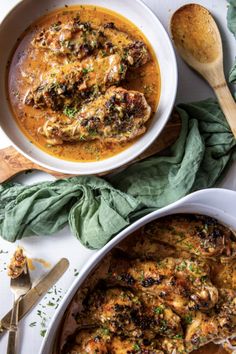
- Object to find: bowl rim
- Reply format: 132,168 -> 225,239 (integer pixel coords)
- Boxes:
0,0 -> 178,175
39,188 -> 236,353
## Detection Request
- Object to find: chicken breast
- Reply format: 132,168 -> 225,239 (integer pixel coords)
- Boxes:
40,87 -> 151,144
68,328 -> 110,354
82,287 -> 183,339
32,17 -> 149,68
143,215 -> 236,259
102,22 -> 150,68
84,288 -> 143,337
185,289 -> 236,351
108,257 -> 218,316
25,54 -> 127,110
32,17 -> 104,59
69,329 -> 165,354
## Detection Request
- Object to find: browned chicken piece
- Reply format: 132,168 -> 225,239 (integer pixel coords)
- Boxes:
25,54 -> 127,111
143,215 -> 236,259
83,287 -> 183,339
110,337 -> 164,354
68,328 -> 110,354
108,257 -> 218,316
185,289 -> 236,352
40,87 -> 151,145
67,328 -> 164,354
7,247 -> 27,279
84,288 -> 143,337
210,259 -> 236,290
159,337 -> 186,354
33,18 -> 104,59
138,293 -> 183,338
33,18 -> 150,68
102,23 -> 150,68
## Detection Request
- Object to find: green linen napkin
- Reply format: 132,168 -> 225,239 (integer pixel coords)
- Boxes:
0,2 -> 235,249
109,99 -> 236,208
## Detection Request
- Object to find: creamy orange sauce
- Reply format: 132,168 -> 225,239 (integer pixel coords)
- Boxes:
7,5 -> 160,162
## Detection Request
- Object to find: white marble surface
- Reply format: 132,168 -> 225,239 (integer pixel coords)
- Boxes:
0,1 -> 235,353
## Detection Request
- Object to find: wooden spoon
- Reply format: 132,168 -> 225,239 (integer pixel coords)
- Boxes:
171,3 -> 236,138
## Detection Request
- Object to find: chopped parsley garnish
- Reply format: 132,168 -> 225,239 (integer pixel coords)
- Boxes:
29,322 -> 37,327
40,329 -> 46,337
74,268 -> 79,276
82,65 -> 94,75
189,264 -> 195,272
154,305 -> 164,314
63,106 -> 78,118
173,334 -> 183,339
119,63 -> 126,75
80,135 -> 86,141
160,319 -> 168,332
101,328 -> 110,335
51,21 -> 61,31
176,261 -> 187,271
184,314 -> 193,324
201,275 -> 208,283
184,242 -> 194,250
133,343 -> 140,351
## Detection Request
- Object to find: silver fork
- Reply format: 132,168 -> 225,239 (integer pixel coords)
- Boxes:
7,264 -> 31,354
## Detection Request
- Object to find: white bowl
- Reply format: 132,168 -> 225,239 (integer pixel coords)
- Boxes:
0,0 -> 177,175
39,188 -> 236,353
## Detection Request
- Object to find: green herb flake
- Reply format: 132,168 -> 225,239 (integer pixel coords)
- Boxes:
176,261 -> 187,271
173,334 -> 183,339
82,65 -> 94,75
29,322 -> 37,327
140,270 -> 145,282
184,314 -> 193,324
201,275 -> 208,283
133,343 -> 140,351
51,22 -> 61,31
189,264 -> 194,272
74,268 -> 79,277
63,106 -> 78,119
154,305 -> 164,315
37,310 -> 42,317
119,63 -> 126,75
40,329 -> 46,337
101,328 -> 110,335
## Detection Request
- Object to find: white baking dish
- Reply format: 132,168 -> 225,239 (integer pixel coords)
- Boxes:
39,188 -> 236,353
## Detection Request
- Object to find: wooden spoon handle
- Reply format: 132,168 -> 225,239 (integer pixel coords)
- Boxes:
213,82 -> 236,138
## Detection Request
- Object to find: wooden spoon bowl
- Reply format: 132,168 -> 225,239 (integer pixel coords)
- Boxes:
171,4 -> 236,137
